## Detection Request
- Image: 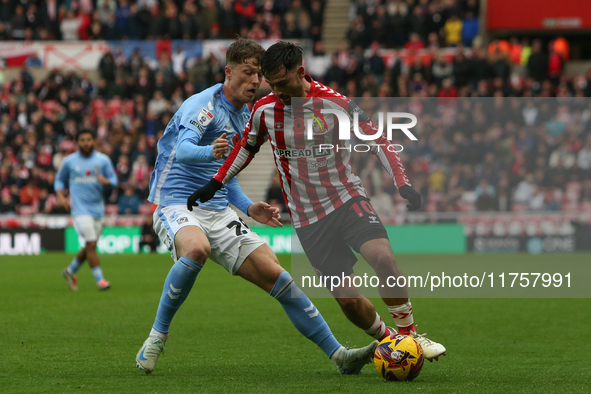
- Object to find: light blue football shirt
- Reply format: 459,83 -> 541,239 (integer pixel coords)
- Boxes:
54,151 -> 118,219
148,84 -> 253,214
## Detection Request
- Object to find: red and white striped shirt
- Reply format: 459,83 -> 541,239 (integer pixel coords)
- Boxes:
214,76 -> 411,228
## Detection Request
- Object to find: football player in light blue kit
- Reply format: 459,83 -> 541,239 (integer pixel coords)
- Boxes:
56,129 -> 118,291
136,38 -> 378,375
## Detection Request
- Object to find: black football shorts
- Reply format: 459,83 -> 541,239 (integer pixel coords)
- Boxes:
295,196 -> 389,277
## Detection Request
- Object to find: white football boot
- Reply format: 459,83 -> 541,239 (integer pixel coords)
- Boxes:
332,340 -> 379,374
409,331 -> 446,361
62,268 -> 78,291
136,336 -> 165,374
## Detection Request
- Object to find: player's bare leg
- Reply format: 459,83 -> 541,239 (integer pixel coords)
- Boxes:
331,279 -> 378,327
359,238 -> 409,304
360,238 -> 446,361
330,277 -> 395,341
85,241 -> 99,269
236,243 -> 283,292
85,241 -> 110,290
174,226 -> 211,265
76,247 -> 87,264
137,225 -> 209,374
237,245 -> 378,374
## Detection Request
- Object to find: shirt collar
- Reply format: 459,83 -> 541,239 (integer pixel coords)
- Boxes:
304,74 -> 316,98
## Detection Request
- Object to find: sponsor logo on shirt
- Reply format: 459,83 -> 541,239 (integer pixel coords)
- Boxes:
190,120 -> 205,132
275,148 -> 331,159
307,156 -> 335,170
74,176 -> 97,183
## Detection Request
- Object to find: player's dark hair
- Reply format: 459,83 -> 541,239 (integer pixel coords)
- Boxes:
75,129 -> 96,141
261,41 -> 303,77
226,37 -> 265,67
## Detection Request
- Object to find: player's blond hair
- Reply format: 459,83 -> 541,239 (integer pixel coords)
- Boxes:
226,37 -> 265,67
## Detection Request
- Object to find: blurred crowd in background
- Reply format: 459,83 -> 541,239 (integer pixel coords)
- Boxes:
265,96 -> 591,218
0,0 -> 325,43
348,0 -> 480,49
0,0 -> 590,219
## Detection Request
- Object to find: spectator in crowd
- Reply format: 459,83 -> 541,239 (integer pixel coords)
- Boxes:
404,33 -> 425,51
432,54 -> 453,86
527,39 -> 548,83
99,48 -> 116,84
0,188 -> 16,214
147,90 -> 168,118
443,14 -> 463,47
475,179 -> 497,211
513,174 -> 536,204
60,10 -> 81,41
139,214 -> 159,253
323,55 -> 346,90
26,54 -> 43,68
0,2 -> 588,222
547,42 -> 564,85
118,184 -> 141,214
371,187 -> 394,218
462,11 -> 479,47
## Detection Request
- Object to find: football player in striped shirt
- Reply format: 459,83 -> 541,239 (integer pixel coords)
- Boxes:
189,41 -> 446,361
136,38 -> 378,375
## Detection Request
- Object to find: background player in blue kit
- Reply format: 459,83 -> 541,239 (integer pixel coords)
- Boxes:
136,38 -> 378,375
55,129 -> 118,291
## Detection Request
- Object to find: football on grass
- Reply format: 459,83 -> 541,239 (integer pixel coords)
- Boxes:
374,334 -> 424,381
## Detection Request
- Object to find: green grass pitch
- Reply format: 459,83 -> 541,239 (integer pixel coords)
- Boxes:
1,252 -> 590,393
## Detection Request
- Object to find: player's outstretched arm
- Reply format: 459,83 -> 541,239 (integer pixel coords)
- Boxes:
225,177 -> 254,215
398,185 -> 421,211
247,202 -> 282,227
187,104 -> 269,210
187,178 -> 223,210
346,101 -> 420,210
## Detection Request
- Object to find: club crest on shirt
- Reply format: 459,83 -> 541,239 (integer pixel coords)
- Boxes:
197,108 -> 214,127
176,217 -> 188,224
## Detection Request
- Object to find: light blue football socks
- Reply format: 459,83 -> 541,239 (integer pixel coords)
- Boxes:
67,257 -> 82,274
91,266 -> 105,283
153,256 -> 203,335
270,271 -> 341,358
